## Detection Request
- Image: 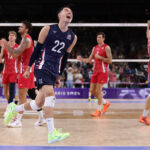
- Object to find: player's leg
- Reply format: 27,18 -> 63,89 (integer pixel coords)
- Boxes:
3,84 -> 9,100
4,88 -> 44,126
139,95 -> 150,125
41,85 -> 70,143
91,83 -> 103,117
8,88 -> 28,127
27,88 -> 46,126
3,83 -> 10,117
8,82 -> 16,104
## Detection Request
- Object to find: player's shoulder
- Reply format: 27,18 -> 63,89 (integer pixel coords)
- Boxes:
41,25 -> 50,33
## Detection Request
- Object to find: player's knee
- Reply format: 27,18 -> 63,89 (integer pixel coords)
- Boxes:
90,89 -> 94,94
44,96 -> 55,108
30,100 -> 41,111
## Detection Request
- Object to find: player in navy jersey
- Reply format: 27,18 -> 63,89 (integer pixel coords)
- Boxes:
4,6 -> 77,144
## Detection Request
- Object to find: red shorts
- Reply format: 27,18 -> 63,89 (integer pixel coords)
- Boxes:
18,72 -> 35,89
148,61 -> 150,80
2,73 -> 17,84
90,72 -> 108,84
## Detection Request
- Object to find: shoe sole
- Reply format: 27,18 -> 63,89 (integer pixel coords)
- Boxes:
48,135 -> 70,144
139,120 -> 150,125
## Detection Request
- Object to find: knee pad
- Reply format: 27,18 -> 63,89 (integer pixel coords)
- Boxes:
30,100 -> 41,111
44,96 -> 55,108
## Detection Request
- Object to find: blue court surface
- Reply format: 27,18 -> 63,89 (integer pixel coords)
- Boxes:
0,146 -> 150,150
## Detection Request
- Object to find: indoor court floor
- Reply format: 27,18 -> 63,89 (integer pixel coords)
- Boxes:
0,98 -> 150,150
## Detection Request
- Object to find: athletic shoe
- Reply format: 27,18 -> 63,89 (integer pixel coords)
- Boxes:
93,99 -> 98,102
3,104 -> 10,118
4,103 -> 17,125
103,102 -> 111,114
48,128 -> 70,144
7,120 -> 22,128
91,109 -> 102,117
88,97 -> 91,101
34,119 -> 46,126
139,115 -> 150,125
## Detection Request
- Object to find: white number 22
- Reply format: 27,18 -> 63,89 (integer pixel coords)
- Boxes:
51,40 -> 65,53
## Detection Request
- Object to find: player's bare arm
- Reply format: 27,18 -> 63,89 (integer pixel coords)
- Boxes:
1,38 -> 30,56
38,25 -> 50,44
66,35 -> 77,53
147,20 -> 150,39
0,47 -> 4,63
77,47 -> 94,63
95,46 -> 112,64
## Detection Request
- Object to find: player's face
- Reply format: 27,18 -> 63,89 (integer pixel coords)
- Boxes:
8,34 -> 16,42
97,35 -> 105,44
58,7 -> 73,23
18,23 -> 27,34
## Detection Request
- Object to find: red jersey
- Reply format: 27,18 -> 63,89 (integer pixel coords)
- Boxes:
93,44 -> 109,73
148,38 -> 150,57
18,34 -> 34,73
3,43 -> 19,74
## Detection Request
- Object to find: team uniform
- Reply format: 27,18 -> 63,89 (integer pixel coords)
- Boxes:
17,34 -> 35,89
148,38 -> 150,80
91,44 -> 109,84
34,24 -> 75,89
2,44 -> 18,84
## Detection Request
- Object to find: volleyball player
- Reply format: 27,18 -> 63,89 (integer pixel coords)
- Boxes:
139,20 -> 150,125
77,32 -> 112,117
3,6 -> 77,143
0,21 -> 35,127
0,31 -> 18,117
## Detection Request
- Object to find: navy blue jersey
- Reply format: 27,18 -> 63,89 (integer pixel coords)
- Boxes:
35,24 -> 75,77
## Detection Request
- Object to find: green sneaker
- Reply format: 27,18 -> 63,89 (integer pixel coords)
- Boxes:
4,103 -> 17,125
93,98 -> 98,102
48,128 -> 70,144
88,97 -> 91,102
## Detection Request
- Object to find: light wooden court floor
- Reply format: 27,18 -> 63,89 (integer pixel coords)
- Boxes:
0,99 -> 150,146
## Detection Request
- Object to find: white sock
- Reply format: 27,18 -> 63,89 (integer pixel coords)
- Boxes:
38,110 -> 44,120
102,99 -> 107,104
46,118 -> 54,135
88,92 -> 91,98
143,109 -> 149,117
15,104 -> 25,112
97,104 -> 103,111
17,113 -> 23,121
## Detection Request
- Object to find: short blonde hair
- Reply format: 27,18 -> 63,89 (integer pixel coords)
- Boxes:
9,31 -> 17,38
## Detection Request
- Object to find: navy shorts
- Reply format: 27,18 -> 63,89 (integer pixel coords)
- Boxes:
34,69 -> 57,89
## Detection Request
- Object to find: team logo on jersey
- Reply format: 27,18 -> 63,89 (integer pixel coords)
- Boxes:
53,30 -> 57,34
67,34 -> 71,40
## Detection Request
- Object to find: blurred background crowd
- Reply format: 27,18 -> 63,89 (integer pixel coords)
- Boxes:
0,0 -> 149,88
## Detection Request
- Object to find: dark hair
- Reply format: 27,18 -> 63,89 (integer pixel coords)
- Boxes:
97,32 -> 105,38
21,20 -> 32,33
57,6 -> 73,15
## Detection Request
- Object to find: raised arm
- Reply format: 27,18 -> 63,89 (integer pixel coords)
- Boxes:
0,38 -> 31,57
95,45 -> 112,64
147,20 -> 150,39
77,47 -> 95,63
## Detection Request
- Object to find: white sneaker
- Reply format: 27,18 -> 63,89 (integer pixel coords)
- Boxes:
34,119 -> 46,126
7,120 -> 22,128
